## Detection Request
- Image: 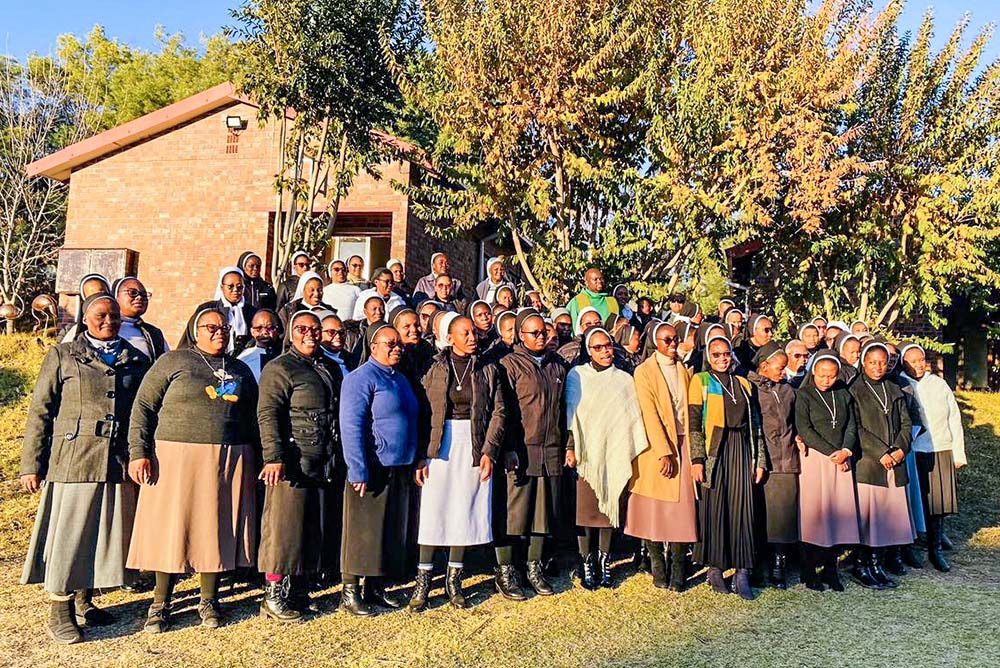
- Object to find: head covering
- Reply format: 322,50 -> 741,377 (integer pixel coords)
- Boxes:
850,319 -> 868,331
614,322 -> 636,348
860,340 -> 890,364
386,258 -> 403,270
495,310 -> 516,335
751,341 -> 784,369
111,275 -> 139,297
826,320 -> 850,335
898,342 -> 924,362
467,299 -> 491,317
705,334 -> 732,352
365,321 -> 393,350
435,311 -> 460,349
811,316 -> 828,326
327,259 -> 344,278
574,306 -> 601,335
612,284 -> 628,297
515,307 -> 542,333
698,323 -> 726,349
214,266 -> 245,302
213,267 -> 247,351
748,314 -> 771,336
182,306 -> 227,350
388,305 -> 416,326
835,332 -> 860,356
291,250 -> 309,264
80,293 -> 116,324
73,273 -> 112,326
284,309 -> 322,348
313,308 -> 338,322
430,252 -> 445,268
677,301 -> 700,320
293,270 -> 325,302
550,307 -> 570,322
486,257 -> 503,278
797,323 -> 819,339
583,327 -> 612,362
237,251 -> 262,272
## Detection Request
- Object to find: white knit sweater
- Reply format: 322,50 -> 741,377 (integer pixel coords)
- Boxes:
901,372 -> 967,466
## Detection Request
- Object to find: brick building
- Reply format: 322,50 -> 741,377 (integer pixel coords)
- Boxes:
26,82 -> 501,344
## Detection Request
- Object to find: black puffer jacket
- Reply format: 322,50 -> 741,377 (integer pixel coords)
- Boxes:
21,338 -> 151,483
419,350 -> 506,465
499,345 -> 567,476
257,348 -> 343,484
749,371 -> 799,473
850,374 -> 912,487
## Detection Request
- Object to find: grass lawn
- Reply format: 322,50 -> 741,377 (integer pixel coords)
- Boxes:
1,334 -> 998,668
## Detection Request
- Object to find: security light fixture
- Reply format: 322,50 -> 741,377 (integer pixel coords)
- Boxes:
225,115 -> 247,130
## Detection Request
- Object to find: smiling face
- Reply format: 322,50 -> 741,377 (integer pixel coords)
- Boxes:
527,292 -> 543,310
302,278 -> 324,306
554,314 -> 572,341
320,315 -> 345,352
902,347 -> 927,379
371,327 -> 402,366
291,313 -> 321,357
394,312 -> 421,346
489,261 -> 505,283
655,325 -> 678,359
364,297 -> 385,324
435,275 -> 453,301
579,310 -> 603,335
292,254 -> 312,277
329,261 -> 347,284
584,268 -> 604,292
373,270 -> 393,298
195,311 -> 228,356
84,299 -> 121,341
390,263 -> 405,283
347,256 -> 364,279
707,338 -> 733,373
785,341 -> 809,372
863,347 -> 888,381
432,254 -> 450,275
250,310 -> 280,347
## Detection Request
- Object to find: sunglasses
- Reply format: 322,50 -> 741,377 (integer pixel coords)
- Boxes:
294,261 -> 311,268
791,353 -> 809,359
293,325 -> 321,337
331,267 -> 346,273
521,330 -> 547,338
122,288 -> 150,300
377,340 -> 402,349
222,283 -> 244,291
323,328 -> 345,337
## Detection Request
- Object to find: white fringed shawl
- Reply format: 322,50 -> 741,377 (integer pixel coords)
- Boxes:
566,363 -> 649,526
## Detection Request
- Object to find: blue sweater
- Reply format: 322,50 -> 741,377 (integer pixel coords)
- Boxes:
339,358 -> 418,483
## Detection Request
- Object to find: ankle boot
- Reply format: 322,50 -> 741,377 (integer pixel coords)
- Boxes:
928,518 -> 952,572
260,579 -> 302,622
821,551 -> 845,592
597,551 -> 613,588
363,578 -> 403,609
707,567 -> 730,595
884,547 -> 908,576
734,569 -> 754,600
770,546 -> 787,590
579,553 -> 598,591
526,560 -> 554,595
198,598 -> 222,629
668,544 -> 687,592
47,598 -> 82,645
340,583 -> 375,616
633,543 -> 650,573
648,544 -> 668,589
870,549 -> 898,588
902,544 -> 925,569
409,569 -> 432,611
850,548 -> 884,590
495,564 -> 527,601
445,566 -> 467,609
287,575 -> 319,614
73,589 -> 114,627
144,601 -> 171,634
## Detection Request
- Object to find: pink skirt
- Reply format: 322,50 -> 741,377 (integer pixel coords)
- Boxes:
624,439 -> 698,543
857,469 -> 916,547
798,450 -> 861,547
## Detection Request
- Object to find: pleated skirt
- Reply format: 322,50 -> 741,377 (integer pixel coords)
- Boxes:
22,479 -> 137,593
258,479 -> 336,576
341,464 -> 410,577
418,420 -> 492,546
916,451 -> 958,517
857,469 -> 916,547
497,471 -> 562,537
127,441 -> 257,574
798,451 -> 862,548
763,473 -> 799,543
624,438 -> 698,543
694,428 -> 756,570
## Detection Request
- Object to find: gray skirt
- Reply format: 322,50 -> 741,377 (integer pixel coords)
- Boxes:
916,451 -> 958,517
22,480 -> 137,594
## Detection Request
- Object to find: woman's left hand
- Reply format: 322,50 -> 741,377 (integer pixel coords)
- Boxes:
754,467 -> 766,484
879,453 -> 895,470
259,463 -> 284,486
479,455 -> 493,481
565,449 -> 577,469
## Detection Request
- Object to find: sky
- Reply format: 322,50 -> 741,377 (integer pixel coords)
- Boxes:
1,0 -> 999,61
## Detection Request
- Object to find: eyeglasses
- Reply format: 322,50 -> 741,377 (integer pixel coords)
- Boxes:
762,327 -> 773,333
293,325 -> 321,337
377,340 -> 402,349
791,353 -> 809,359
122,289 -> 150,300
521,330 -> 547,338
294,261 -> 311,268
251,325 -> 278,333
323,329 -> 344,338
222,283 -> 244,291
331,267 -> 346,273
658,336 -> 679,344
198,324 -> 231,336
589,343 -> 614,352
375,278 -> 393,285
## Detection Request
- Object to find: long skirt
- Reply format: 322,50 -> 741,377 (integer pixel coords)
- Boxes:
798,451 -> 862,548
575,476 -> 626,528
916,451 -> 958,517
763,473 -> 799,543
258,479 -> 334,575
500,471 -> 562,537
418,420 -> 492,546
905,451 -> 926,533
127,441 -> 257,573
341,464 -> 410,577
694,428 -> 756,570
857,469 -> 916,548
624,438 -> 698,543
22,479 -> 137,593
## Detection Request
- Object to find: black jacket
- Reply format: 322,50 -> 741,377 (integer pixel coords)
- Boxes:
849,375 -> 913,487
275,276 -> 299,312
245,276 -> 277,311
257,349 -> 343,483
419,350 -> 506,465
499,345 -> 567,476
794,382 -> 858,458
21,339 -> 151,483
749,372 -> 799,473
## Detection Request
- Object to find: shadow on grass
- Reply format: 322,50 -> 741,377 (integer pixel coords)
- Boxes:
0,367 -> 32,412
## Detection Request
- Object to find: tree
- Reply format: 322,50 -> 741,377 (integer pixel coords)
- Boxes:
229,0 -> 423,281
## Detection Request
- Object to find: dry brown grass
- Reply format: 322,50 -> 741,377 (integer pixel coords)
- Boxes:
1,339 -> 998,667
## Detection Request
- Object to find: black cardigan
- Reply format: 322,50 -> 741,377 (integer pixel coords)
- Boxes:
794,382 -> 858,458
849,376 -> 913,487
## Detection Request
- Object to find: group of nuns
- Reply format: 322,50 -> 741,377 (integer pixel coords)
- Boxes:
20,256 -> 967,645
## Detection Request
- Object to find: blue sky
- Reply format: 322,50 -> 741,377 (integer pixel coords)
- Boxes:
1,0 -> 999,60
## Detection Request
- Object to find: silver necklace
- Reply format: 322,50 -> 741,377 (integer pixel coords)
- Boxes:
814,388 -> 837,428
711,372 -> 738,404
865,380 -> 890,415
192,348 -> 230,382
449,355 -> 473,391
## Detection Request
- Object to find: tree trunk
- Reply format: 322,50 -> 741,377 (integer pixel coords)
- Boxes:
510,224 -> 548,305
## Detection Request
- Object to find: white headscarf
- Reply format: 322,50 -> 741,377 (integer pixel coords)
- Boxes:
293,271 -> 325,303
214,266 -> 246,352
436,311 -> 460,350
575,306 -> 601,335
486,257 -> 503,284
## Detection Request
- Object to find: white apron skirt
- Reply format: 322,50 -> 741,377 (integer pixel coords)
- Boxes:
417,420 -> 493,546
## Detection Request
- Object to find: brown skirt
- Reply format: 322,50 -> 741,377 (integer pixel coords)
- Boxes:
258,480 -> 335,576
127,441 -> 257,574
857,470 -> 916,547
798,451 -> 861,548
916,451 -> 958,517
624,439 -> 698,542
575,477 -> 628,528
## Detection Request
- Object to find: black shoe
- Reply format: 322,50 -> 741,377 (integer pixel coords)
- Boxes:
941,525 -> 955,551
526,560 -> 554,596
144,602 -> 171,634
340,583 -> 375,617
445,566 -> 467,609
579,554 -> 599,591
198,598 -> 222,629
734,568 -> 754,600
707,567 -> 730,595
870,550 -> 898,588
850,549 -> 884,590
821,552 -> 845,591
633,544 -> 650,573
597,551 -> 613,589
47,598 -> 82,645
902,545 -> 925,569
928,521 -> 952,572
73,589 -> 114,627
363,579 -> 403,609
649,545 -> 668,589
261,579 -> 302,623
495,565 -> 527,601
770,549 -> 787,590
287,576 -> 320,614
667,544 -> 687,592
409,569 -> 432,612
884,547 -> 908,576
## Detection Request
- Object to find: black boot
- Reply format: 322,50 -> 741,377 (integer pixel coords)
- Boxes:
648,544 -> 668,589
74,589 -> 114,627
47,598 -> 82,645
821,550 -> 845,592
769,546 -> 787,590
801,546 -> 824,591
668,544 -> 687,592
734,569 -> 754,600
495,564 -> 527,601
363,578 -> 404,609
928,517 -> 952,572
707,567 -> 730,595
260,579 -> 302,622
526,560 -> 554,595
579,553 -> 598,591
445,566 -> 467,609
870,549 -> 898,588
340,582 -> 375,616
633,543 -> 650,573
850,548 -> 884,590
597,551 -> 613,588
884,547 -> 908,576
144,601 -> 171,634
902,544 -> 925,569
287,576 -> 319,614
409,569 -> 432,612
941,518 -> 955,551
